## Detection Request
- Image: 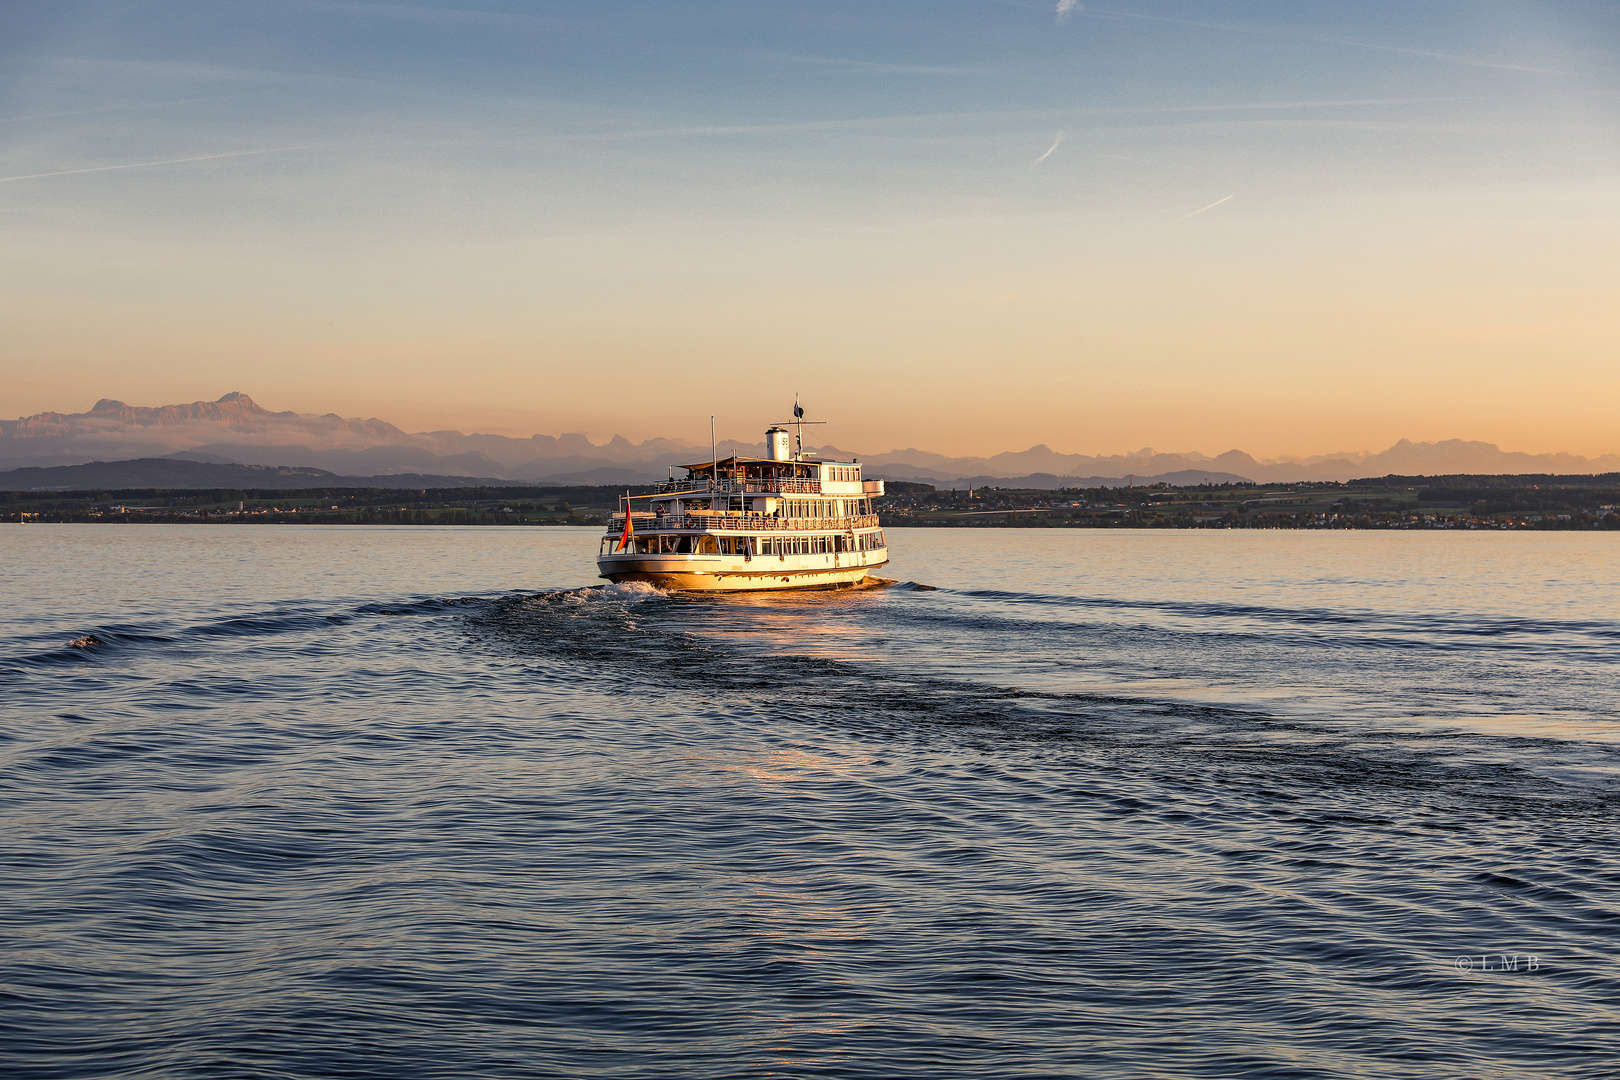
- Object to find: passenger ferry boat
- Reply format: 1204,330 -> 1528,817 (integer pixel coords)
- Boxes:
596,413 -> 888,592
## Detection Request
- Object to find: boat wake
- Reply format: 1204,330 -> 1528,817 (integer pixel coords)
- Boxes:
526,581 -> 672,607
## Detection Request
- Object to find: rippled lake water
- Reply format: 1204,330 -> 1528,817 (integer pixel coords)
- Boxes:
2,525 -> 1617,1078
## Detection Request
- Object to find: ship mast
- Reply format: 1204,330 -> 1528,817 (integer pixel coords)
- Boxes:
775,396 -> 825,476
793,394 -> 804,461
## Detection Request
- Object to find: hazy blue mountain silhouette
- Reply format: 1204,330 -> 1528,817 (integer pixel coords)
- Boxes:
5,393 -> 1617,486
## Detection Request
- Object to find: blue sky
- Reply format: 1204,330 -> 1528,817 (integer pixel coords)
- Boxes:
3,1 -> 1617,456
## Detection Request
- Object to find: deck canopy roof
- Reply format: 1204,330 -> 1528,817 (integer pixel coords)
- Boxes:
674,455 -> 849,477
675,455 -> 781,470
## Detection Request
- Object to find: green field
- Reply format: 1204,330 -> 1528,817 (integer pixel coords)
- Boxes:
878,476 -> 1620,530
2,485 -> 636,526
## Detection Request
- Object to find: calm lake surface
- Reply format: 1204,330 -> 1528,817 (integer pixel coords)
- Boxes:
3,525 -> 1618,1079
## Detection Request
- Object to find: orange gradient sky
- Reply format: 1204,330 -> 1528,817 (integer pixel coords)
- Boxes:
2,2 -> 1618,458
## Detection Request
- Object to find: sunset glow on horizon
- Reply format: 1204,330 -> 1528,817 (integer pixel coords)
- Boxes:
3,1 -> 1618,459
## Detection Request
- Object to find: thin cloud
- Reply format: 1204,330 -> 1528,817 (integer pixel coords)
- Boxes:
285,0 -> 560,30
0,146 -> 307,184
0,97 -> 220,126
1084,6 -> 1577,76
1032,130 -> 1064,165
1056,0 -> 1082,26
575,94 -> 1473,143
772,54 -> 982,76
1163,193 -> 1234,226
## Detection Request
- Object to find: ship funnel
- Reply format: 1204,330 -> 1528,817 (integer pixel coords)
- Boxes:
766,426 -> 792,461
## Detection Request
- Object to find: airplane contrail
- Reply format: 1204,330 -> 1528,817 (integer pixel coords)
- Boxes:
0,146 -> 307,184
1032,130 -> 1064,165
1164,193 -> 1234,226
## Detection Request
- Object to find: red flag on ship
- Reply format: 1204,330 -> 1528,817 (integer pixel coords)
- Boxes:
616,497 -> 634,552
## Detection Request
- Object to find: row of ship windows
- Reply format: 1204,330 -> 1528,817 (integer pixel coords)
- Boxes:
824,466 -> 861,483
758,531 -> 884,555
604,532 -> 885,557
779,499 -> 869,518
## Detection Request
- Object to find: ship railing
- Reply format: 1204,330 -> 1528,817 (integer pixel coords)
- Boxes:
607,513 -> 879,533
654,477 -> 823,495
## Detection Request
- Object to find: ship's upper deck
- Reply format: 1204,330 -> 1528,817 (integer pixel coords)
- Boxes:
657,455 -> 882,498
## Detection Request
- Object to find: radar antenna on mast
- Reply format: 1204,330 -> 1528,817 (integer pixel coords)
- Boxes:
773,394 -> 825,460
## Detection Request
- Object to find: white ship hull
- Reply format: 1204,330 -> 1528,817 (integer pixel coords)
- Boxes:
597,550 -> 888,592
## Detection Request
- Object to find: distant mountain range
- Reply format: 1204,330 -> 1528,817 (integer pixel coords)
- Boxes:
4,392 -> 1618,490
0,459 -> 511,492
